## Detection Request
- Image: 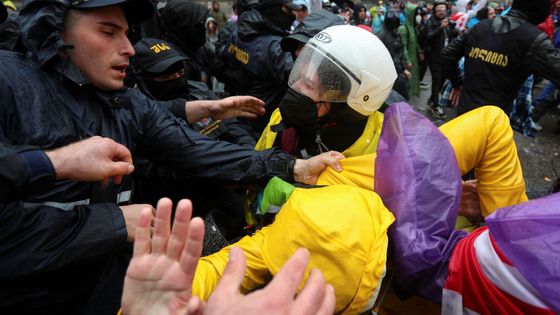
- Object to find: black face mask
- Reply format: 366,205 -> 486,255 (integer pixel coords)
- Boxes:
142,76 -> 188,101
259,5 -> 296,31
279,87 -> 324,156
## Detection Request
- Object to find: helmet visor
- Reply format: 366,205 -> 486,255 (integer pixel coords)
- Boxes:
288,43 -> 360,103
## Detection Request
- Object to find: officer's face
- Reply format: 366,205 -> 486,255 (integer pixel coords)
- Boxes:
62,6 -> 135,91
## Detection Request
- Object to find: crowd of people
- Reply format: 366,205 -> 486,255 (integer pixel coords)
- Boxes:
1,0 -> 560,314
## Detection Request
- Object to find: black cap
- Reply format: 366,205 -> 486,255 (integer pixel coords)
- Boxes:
281,10 -> 344,53
133,38 -> 187,75
70,0 -> 155,22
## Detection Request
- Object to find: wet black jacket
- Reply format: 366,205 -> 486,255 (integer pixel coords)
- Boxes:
0,1 -> 293,313
422,15 -> 458,62
443,9 -> 560,113
217,8 -> 293,135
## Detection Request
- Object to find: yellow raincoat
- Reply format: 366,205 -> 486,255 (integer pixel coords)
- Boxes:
193,185 -> 395,313
190,106 -> 527,314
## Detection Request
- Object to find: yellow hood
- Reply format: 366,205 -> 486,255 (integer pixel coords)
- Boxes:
261,185 -> 395,313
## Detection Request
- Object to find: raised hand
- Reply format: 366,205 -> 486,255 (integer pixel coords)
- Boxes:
121,198 -> 204,315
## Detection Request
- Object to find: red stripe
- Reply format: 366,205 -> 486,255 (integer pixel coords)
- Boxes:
444,227 -> 553,315
488,232 -> 513,266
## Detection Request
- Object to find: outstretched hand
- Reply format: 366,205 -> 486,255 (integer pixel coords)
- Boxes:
121,198 -> 335,315
209,96 -> 266,120
185,96 -> 265,124
294,151 -> 345,185
203,247 -> 335,315
121,198 -> 204,315
46,136 -> 134,184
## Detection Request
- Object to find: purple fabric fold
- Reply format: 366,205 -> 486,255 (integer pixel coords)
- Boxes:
486,193 -> 560,313
374,102 -> 466,301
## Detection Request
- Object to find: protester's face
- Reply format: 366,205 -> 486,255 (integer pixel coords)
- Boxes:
556,0 -> 560,9
487,7 -> 496,19
291,69 -> 331,117
208,20 -> 218,31
359,7 -> 367,19
434,4 -> 446,19
213,1 -> 220,10
62,6 -> 134,91
294,7 -> 309,21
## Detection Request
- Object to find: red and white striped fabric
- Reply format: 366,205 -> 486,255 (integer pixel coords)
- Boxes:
442,227 -> 554,315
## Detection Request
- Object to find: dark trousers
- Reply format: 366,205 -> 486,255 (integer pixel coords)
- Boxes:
428,59 -> 444,107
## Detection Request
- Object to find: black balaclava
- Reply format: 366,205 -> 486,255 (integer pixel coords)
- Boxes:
258,4 -> 296,31
143,76 -> 188,101
512,0 -> 551,25
384,9 -> 401,31
140,62 -> 189,101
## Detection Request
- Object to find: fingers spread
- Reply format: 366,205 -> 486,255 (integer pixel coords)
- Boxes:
152,198 -> 172,255
178,216 -> 204,284
167,199 -> 193,260
132,207 -> 154,257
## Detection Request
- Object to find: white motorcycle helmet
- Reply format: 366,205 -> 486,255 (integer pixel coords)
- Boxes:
288,25 -> 397,116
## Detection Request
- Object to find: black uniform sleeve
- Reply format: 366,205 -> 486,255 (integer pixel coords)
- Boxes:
156,98 -> 188,121
525,32 -> 560,87
0,201 -> 127,278
442,30 -> 469,88
0,143 -> 56,201
136,98 -> 295,184
220,118 -> 257,148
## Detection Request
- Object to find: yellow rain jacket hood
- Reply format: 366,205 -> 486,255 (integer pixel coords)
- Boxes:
193,185 -> 395,314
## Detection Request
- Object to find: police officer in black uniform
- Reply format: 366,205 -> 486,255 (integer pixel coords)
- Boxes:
215,0 -> 302,138
443,0 -> 560,116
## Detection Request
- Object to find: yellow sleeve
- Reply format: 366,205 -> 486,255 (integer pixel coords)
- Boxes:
191,228 -> 271,300
316,153 -> 376,191
439,106 -> 528,216
255,108 -> 283,151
